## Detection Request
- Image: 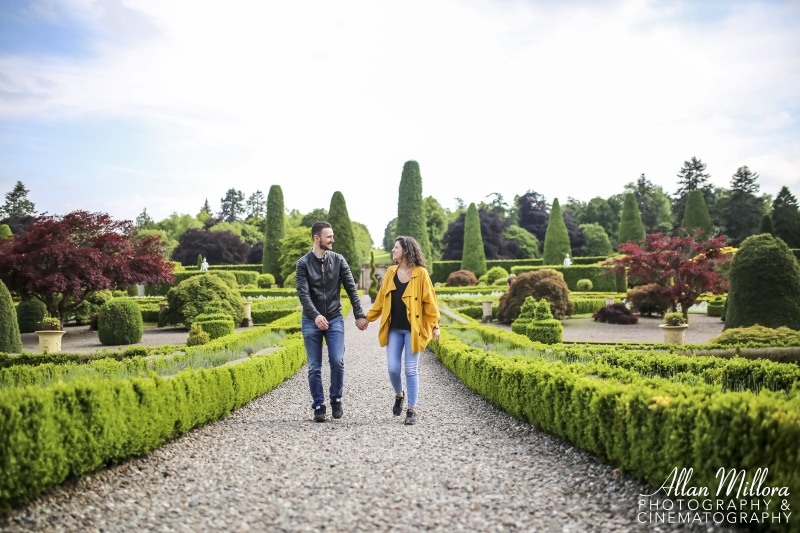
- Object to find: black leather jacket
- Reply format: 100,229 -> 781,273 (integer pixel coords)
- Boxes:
296,250 -> 365,321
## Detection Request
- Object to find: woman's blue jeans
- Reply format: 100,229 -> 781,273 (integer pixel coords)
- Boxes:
386,329 -> 420,408
302,316 -> 345,410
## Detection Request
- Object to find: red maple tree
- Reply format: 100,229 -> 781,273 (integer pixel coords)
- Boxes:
607,232 -> 731,317
0,211 -> 174,318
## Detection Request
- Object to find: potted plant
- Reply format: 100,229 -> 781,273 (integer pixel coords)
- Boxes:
35,317 -> 66,353
659,311 -> 689,345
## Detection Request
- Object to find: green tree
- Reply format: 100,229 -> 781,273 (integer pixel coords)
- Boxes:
725,233 -> 800,330
279,226 -> 312,281
246,190 -> 265,220
262,185 -> 285,281
580,223 -> 613,256
503,225 -> 540,258
759,214 -> 774,235
578,197 -> 619,242
624,174 -> 672,233
219,188 -> 245,223
382,218 -> 397,252
300,207 -> 328,228
328,191 -> 358,270
0,181 -> 36,220
156,213 -> 203,242
0,278 -> 22,353
424,196 -> 448,262
0,224 -> 11,239
461,203 -> 487,276
617,193 -> 645,246
673,157 -> 713,226
771,186 -> 800,248
396,161 -> 432,262
352,221 -> 372,267
542,198 -> 571,265
681,189 -> 713,237
135,208 -> 155,230
720,166 -> 765,246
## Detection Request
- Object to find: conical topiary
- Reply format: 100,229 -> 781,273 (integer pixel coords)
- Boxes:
542,198 -> 571,265
396,161 -> 432,265
681,189 -> 713,236
262,185 -> 285,283
725,233 -> 800,330
460,203 -> 487,277
0,279 -> 22,353
617,193 -> 645,246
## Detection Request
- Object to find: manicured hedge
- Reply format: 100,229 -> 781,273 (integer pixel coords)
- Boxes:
431,328 -> 800,519
0,334 -> 306,512
511,265 -> 626,292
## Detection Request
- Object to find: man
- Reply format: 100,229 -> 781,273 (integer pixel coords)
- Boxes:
296,221 -> 368,422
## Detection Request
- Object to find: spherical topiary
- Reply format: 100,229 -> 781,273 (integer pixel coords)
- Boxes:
0,279 -> 22,353
257,273 -> 276,288
446,270 -> 478,287
479,266 -> 510,285
575,279 -> 593,292
497,269 -> 572,323
98,297 -> 144,345
163,275 -> 243,328
725,234 -> 800,330
16,297 -> 47,333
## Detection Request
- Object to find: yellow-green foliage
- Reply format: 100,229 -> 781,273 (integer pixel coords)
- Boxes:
186,323 -> 211,346
711,325 -> 800,346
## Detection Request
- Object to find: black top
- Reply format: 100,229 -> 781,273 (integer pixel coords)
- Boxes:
389,273 -> 411,331
295,250 -> 365,321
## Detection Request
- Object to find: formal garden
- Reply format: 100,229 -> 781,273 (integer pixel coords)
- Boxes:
1,162 -> 800,529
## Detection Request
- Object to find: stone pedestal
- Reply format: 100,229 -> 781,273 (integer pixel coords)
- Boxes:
481,301 -> 493,323
241,301 -> 253,327
35,330 -> 66,354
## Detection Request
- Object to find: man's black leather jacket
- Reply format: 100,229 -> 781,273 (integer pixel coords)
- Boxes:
296,250 -> 365,321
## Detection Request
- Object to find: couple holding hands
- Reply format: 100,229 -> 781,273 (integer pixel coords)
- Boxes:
295,222 -> 440,425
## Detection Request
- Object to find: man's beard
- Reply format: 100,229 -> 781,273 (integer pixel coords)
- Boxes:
320,242 -> 332,251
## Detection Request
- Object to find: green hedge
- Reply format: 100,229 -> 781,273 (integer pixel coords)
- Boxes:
241,288 -> 298,298
431,328 -> 800,520
0,334 -> 306,511
570,298 -> 607,316
196,318 -> 235,339
511,265 -> 626,292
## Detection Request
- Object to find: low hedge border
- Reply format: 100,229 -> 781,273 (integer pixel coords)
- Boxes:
430,329 -> 800,520
510,265 -> 626,292
0,333 -> 306,512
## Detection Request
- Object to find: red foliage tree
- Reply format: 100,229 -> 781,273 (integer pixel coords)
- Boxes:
607,232 -> 731,317
0,211 -> 174,318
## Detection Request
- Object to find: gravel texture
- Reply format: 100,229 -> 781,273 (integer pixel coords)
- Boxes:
2,298 -> 736,532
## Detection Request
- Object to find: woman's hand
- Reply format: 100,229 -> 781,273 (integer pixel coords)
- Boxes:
432,326 -> 440,342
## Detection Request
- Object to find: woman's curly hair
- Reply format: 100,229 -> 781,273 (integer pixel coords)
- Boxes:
394,236 -> 427,269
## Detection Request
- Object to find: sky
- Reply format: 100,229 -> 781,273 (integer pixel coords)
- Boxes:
1,0 -> 799,244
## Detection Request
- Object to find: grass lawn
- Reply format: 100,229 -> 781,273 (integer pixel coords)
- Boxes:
371,249 -> 391,264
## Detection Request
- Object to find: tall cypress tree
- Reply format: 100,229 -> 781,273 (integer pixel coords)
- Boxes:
262,185 -> 285,282
461,203 -> 487,276
542,198 -> 571,265
681,189 -> 714,237
759,214 -> 774,235
396,160 -> 432,263
0,279 -> 22,354
617,193 -> 645,246
328,191 -> 359,270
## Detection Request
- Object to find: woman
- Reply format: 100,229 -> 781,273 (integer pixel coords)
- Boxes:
366,236 -> 440,425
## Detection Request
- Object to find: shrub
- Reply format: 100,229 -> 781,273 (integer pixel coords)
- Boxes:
707,297 -> 725,318
257,273 -> 276,289
368,251 -> 379,302
479,266 -> 509,285
626,283 -> 672,317
511,296 -> 538,335
592,303 -> 638,325
16,298 -> 47,334
283,272 -> 297,288
186,323 -> 211,346
163,275 -> 243,327
710,325 -> 800,345
663,311 -> 687,326
575,279 -> 593,292
38,317 -> 62,330
207,270 -> 238,289
0,279 -> 22,353
98,298 -> 144,345
446,270 -> 478,287
194,312 -> 235,339
72,289 -> 113,326
725,233 -> 800,330
497,269 -> 572,322
526,319 -> 562,344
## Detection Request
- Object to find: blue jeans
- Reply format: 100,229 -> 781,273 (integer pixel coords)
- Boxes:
302,316 -> 345,409
387,329 -> 420,408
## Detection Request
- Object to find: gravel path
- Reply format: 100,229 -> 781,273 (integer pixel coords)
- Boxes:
2,298 -> 734,532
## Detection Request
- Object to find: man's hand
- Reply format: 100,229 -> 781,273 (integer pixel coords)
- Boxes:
315,315 -> 329,330
356,317 -> 368,331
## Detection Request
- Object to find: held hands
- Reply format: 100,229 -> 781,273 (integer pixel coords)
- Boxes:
356,318 -> 368,331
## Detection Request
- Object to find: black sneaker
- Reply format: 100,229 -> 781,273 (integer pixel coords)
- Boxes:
314,405 -> 326,422
331,399 -> 343,419
404,409 -> 417,425
393,393 -> 404,416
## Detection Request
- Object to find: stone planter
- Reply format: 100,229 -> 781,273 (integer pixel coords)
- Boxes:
35,330 -> 66,353
659,324 -> 689,345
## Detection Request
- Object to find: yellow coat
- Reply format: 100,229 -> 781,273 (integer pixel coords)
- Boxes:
366,264 -> 440,353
